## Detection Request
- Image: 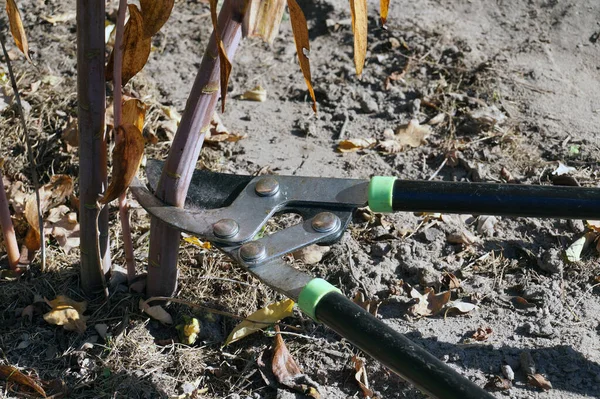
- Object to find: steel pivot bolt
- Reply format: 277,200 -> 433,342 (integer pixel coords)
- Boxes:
213,218 -> 239,238
312,212 -> 340,233
255,177 -> 280,197
239,241 -> 266,262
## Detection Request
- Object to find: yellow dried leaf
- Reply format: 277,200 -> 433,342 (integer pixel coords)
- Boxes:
183,236 -> 211,249
106,4 -> 152,85
338,138 -> 376,153
225,299 -> 294,345
176,316 -> 200,344
0,365 -> 46,398
122,98 -> 146,133
240,85 -> 267,102
287,0 -> 317,113
586,220 -> 600,232
139,0 -> 174,38
209,0 -> 232,112
6,0 -> 31,62
40,11 -> 76,25
43,295 -> 88,334
243,0 -> 286,44
101,124 -> 145,204
380,0 -> 389,26
349,0 -> 367,75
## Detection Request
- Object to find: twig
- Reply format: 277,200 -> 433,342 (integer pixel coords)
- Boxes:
0,30 -> 45,270
428,157 -> 448,181
0,167 -> 19,269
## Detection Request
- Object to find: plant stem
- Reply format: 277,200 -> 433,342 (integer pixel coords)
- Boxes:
77,0 -> 110,296
146,0 -> 245,297
112,0 -> 136,284
0,30 -> 45,271
0,173 -> 19,269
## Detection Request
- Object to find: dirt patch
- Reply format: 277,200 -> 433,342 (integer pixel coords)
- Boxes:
1,0 -> 599,398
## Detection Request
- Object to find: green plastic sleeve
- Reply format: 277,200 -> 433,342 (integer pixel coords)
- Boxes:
298,278 -> 342,321
368,176 -> 396,212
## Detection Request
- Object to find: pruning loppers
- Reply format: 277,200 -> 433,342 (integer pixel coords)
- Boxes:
131,159 -> 600,399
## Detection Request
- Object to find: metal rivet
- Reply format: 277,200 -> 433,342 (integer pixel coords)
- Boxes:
255,177 -> 280,197
239,241 -> 266,262
312,212 -> 340,233
213,218 -> 239,238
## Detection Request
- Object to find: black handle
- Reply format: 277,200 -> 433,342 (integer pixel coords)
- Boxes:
392,180 -> 600,219
315,292 -> 494,399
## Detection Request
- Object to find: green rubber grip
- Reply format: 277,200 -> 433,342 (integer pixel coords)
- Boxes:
368,176 -> 396,212
298,278 -> 342,321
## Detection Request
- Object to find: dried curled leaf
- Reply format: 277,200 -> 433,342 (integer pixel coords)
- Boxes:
0,365 -> 46,397
287,0 -> 317,112
408,287 -> 451,317
6,0 -> 32,62
106,4 -> 152,85
378,119 -> 431,153
45,205 -> 80,254
240,85 -> 267,102
139,0 -> 174,38
351,356 -> 375,398
209,0 -> 232,112
205,112 -> 246,143
43,295 -> 88,334
349,0 -> 368,75
139,298 -> 173,324
101,124 -> 145,204
225,299 -> 294,345
272,327 -> 320,398
527,373 -> 552,391
379,0 -> 390,26
338,137 -> 376,153
24,175 -> 74,251
243,0 -> 286,44
122,98 -> 146,133
471,327 -> 493,341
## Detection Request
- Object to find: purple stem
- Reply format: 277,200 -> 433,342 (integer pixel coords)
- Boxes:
146,0 -> 245,297
0,174 -> 19,269
77,0 -> 110,296
112,0 -> 137,283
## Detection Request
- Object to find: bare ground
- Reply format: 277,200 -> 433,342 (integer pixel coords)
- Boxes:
1,0 -> 600,398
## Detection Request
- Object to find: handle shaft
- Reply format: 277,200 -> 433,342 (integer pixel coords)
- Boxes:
391,180 -> 600,218
315,292 -> 494,399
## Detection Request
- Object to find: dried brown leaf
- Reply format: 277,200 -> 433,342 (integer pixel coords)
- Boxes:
61,117 -> 78,149
106,4 -> 152,85
380,0 -> 389,26
527,373 -> 552,391
209,0 -> 232,112
101,124 -> 145,204
6,0 -> 31,62
484,375 -> 511,391
471,327 -> 493,341
243,0 -> 286,44
139,0 -> 174,38
447,229 -> 479,245
205,112 -> 246,143
351,356 -> 375,398
397,119 -> 431,147
139,298 -> 173,324
287,0 -> 317,112
122,98 -> 146,133
349,0 -> 367,75
338,138 -> 376,153
45,205 -> 80,254
0,365 -> 46,397
272,327 -> 320,398
408,288 -> 451,317
43,295 -> 88,334
24,175 -> 74,251
441,273 -> 461,290
352,291 -> 381,317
